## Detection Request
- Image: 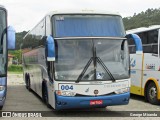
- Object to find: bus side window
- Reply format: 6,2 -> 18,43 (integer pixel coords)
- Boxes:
128,38 -> 136,54
143,44 -> 158,54
152,44 -> 158,54
143,45 -> 152,53
138,29 -> 158,54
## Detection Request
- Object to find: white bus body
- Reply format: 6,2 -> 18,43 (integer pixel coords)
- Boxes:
23,10 -> 131,110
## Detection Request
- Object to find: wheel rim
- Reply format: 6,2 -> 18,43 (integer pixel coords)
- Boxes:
149,87 -> 157,100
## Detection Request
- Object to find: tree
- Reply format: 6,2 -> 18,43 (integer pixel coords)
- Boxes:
123,8 -> 160,30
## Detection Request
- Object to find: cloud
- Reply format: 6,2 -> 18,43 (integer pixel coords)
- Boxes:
0,0 -> 160,32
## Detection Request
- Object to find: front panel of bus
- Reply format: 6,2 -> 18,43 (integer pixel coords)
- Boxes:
50,14 -> 130,110
0,7 -> 7,107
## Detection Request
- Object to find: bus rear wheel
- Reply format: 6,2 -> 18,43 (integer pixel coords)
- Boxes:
26,74 -> 31,92
147,82 -> 160,105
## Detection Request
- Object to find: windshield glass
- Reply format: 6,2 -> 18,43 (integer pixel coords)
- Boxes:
54,39 -> 129,81
0,9 -> 7,75
53,15 -> 125,37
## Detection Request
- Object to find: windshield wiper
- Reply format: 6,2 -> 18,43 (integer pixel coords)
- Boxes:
75,57 -> 93,83
96,57 -> 116,82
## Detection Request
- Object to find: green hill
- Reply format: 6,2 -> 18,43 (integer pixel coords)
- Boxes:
123,8 -> 160,30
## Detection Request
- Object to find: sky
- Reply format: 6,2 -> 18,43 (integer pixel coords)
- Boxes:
0,0 -> 160,32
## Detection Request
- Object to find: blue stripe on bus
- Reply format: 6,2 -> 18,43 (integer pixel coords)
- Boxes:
55,92 -> 130,110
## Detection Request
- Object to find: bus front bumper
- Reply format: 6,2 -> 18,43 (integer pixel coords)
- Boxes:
55,92 -> 130,110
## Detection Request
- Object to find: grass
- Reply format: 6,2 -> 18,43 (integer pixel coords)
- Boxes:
7,64 -> 23,73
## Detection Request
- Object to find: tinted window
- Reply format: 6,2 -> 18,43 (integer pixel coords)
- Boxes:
0,9 -> 7,75
138,30 -> 158,44
137,29 -> 158,53
128,38 -> 136,54
128,29 -> 159,54
53,15 -> 125,37
23,19 -> 46,49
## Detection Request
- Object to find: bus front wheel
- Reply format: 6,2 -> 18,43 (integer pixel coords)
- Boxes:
42,82 -> 52,109
25,74 -> 29,89
147,82 -> 160,105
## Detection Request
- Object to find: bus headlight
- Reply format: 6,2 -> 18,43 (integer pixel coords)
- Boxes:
114,87 -> 130,94
56,90 -> 76,96
0,86 -> 5,91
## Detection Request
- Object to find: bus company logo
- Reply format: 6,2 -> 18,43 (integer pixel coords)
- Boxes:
130,58 -> 136,68
85,88 -> 89,93
146,64 -> 155,70
94,90 -> 99,95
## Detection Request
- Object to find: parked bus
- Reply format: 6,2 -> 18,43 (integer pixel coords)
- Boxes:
127,25 -> 160,104
0,5 -> 16,110
22,10 -> 132,110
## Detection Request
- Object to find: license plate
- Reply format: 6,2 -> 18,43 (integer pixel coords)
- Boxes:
90,100 -> 103,105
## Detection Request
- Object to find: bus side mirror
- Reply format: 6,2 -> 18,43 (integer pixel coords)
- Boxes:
126,34 -> 143,54
7,26 -> 16,50
46,35 -> 55,61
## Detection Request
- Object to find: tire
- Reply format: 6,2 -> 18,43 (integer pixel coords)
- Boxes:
147,82 -> 160,105
25,74 -> 29,89
27,76 -> 31,92
42,83 -> 52,109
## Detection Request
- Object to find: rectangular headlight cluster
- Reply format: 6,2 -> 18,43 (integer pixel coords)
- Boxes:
56,90 -> 76,96
114,87 -> 130,94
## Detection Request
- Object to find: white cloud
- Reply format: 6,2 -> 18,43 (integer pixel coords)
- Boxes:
0,0 -> 160,32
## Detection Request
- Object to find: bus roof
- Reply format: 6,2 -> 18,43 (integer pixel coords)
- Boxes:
46,9 -> 121,16
126,25 -> 160,34
23,10 -> 122,39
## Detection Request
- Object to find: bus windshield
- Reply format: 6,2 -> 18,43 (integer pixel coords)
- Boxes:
0,9 -> 7,75
53,15 -> 125,37
54,39 -> 129,81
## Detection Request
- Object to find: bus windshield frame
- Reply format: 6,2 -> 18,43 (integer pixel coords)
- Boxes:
0,8 -> 7,76
54,38 -> 130,82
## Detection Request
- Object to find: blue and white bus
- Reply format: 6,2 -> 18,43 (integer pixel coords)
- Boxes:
23,10 -> 131,110
0,5 -> 16,110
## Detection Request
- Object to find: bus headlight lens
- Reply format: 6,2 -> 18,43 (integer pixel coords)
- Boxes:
0,86 -> 5,91
56,90 -> 76,96
114,87 -> 130,94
